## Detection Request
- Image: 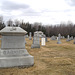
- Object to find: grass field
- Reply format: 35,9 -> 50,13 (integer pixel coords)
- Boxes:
0,38 -> 75,75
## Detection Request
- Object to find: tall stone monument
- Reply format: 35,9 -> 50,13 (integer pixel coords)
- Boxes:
66,35 -> 70,41
31,32 -> 40,48
34,31 -> 44,38
0,27 -> 34,68
29,32 -> 32,40
57,34 -> 62,44
45,36 -> 48,42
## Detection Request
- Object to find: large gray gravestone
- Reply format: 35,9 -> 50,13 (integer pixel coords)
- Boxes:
71,36 -> 73,40
34,31 -> 44,38
29,32 -> 32,40
0,27 -> 34,68
51,35 -> 56,40
31,32 -> 40,48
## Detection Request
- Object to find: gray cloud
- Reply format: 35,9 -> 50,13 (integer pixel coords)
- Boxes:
0,0 -> 40,16
22,8 -> 41,16
42,8 -> 75,13
1,0 -> 29,11
70,0 -> 75,6
66,0 -> 75,6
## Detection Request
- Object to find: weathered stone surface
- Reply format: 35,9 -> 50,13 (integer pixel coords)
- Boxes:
66,35 -> 70,41
0,27 -> 27,35
0,55 -> 34,68
45,37 -> 48,42
51,35 -> 56,40
34,31 -> 43,38
31,32 -> 40,48
57,34 -> 62,44
1,35 -> 25,49
29,32 -> 32,40
0,27 -> 34,68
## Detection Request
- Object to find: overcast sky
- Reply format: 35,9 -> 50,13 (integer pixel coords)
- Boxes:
0,0 -> 75,25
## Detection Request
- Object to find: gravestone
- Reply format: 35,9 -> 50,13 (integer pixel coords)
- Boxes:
31,32 -> 40,48
51,35 -> 56,40
0,27 -> 34,68
71,36 -> 73,40
29,32 -> 32,40
41,35 -> 46,46
45,36 -> 48,42
58,34 -> 61,39
25,35 -> 28,38
62,36 -> 65,39
73,37 -> 75,44
34,31 -> 43,38
66,35 -> 70,41
57,34 -> 62,44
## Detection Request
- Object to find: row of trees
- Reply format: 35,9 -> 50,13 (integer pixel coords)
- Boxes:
0,16 -> 75,37
20,22 -> 75,37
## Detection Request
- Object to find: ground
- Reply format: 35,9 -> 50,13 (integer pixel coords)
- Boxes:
0,38 -> 75,75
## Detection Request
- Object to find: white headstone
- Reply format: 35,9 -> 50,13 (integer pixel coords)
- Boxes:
41,38 -> 45,46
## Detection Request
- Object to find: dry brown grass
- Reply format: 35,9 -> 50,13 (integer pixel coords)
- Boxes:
0,38 -> 75,75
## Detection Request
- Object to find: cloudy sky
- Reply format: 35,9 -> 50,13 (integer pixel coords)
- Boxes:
0,0 -> 75,25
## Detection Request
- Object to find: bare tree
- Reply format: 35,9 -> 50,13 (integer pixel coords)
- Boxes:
33,22 -> 42,30
14,19 -> 20,27
7,19 -> 13,27
0,16 -> 5,30
0,16 -> 3,24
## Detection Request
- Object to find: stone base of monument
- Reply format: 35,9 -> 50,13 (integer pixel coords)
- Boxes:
57,41 -> 62,44
0,49 -> 34,68
31,44 -> 40,48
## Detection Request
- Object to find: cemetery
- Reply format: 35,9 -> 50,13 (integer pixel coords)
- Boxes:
0,0 -> 75,74
0,27 -> 75,75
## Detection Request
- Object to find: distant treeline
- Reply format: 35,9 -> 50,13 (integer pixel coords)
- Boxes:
20,22 -> 75,37
0,16 -> 75,37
